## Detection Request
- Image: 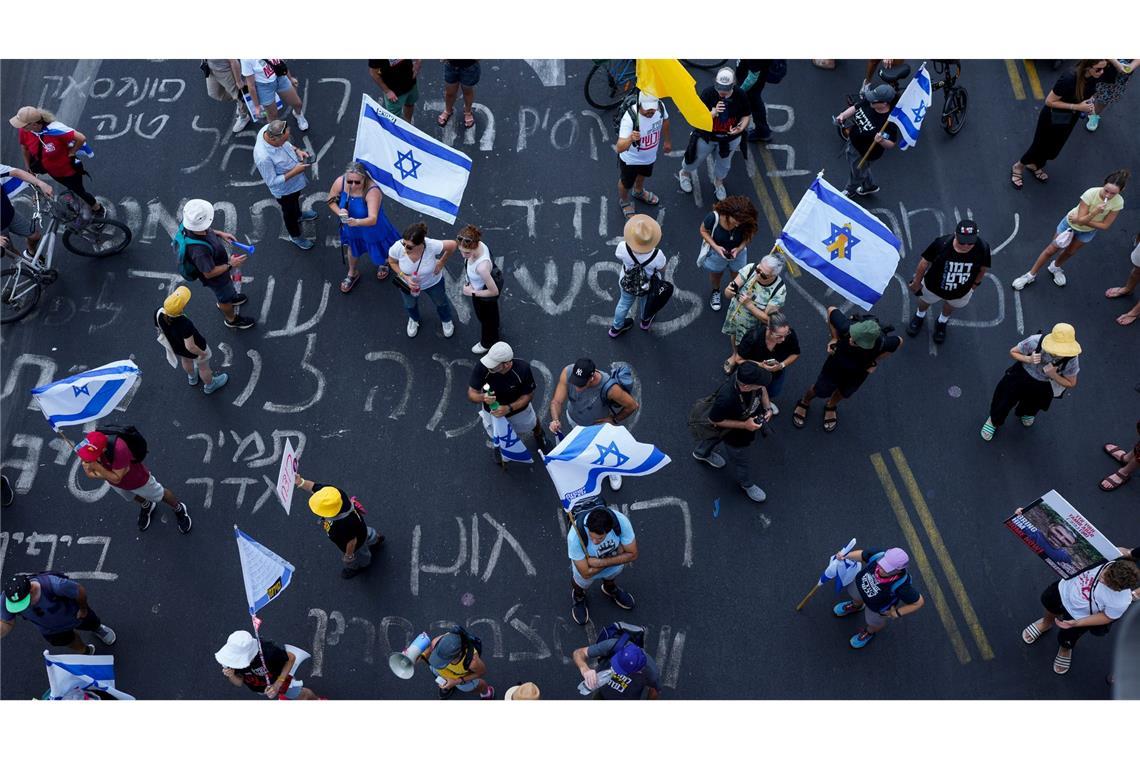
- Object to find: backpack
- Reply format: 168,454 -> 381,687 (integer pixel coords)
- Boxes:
172,223 -> 212,282
449,625 -> 483,670
600,362 -> 636,417
596,621 -> 647,653
567,495 -> 624,551
96,425 -> 148,464
687,375 -> 734,442
765,60 -> 788,84
612,89 -> 640,136
619,244 -> 658,295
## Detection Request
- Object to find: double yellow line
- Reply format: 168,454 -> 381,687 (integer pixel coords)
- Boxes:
1005,60 -> 1045,101
870,447 -> 994,665
744,147 -> 801,277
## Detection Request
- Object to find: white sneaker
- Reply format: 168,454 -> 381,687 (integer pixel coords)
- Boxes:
608,474 -> 623,491
96,624 -> 117,645
232,111 -> 252,134
471,342 -> 488,355
1011,272 -> 1035,291
768,401 -> 779,416
296,112 -> 310,131
714,183 -> 727,201
1048,263 -> 1067,287
442,321 -> 455,338
677,170 -> 693,193
406,318 -> 419,338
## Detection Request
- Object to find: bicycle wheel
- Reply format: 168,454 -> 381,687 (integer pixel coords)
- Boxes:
584,63 -> 623,110
63,219 -> 131,258
681,59 -> 728,70
1,266 -> 43,324
943,87 -> 968,136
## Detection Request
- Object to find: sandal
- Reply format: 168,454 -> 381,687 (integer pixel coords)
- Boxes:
822,405 -> 838,433
980,418 -> 996,441
722,358 -> 735,375
632,189 -> 660,205
1010,164 -> 1024,190
437,109 -> 453,127
1105,287 -> 1132,299
1104,443 -> 1129,464
376,265 -> 390,281
1100,468 -> 1132,491
339,273 -> 360,293
1053,649 -> 1072,675
1118,312 -> 1138,326
463,110 -> 475,129
1029,165 -> 1049,182
1022,620 -> 1046,644
619,199 -> 635,219
792,401 -> 809,429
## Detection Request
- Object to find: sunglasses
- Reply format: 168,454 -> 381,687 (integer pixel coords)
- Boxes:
402,241 -> 418,249
345,179 -> 363,186
1091,66 -> 1106,73
456,235 -> 475,245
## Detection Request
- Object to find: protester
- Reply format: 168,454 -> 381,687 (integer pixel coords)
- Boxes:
1105,233 -> 1140,325
457,224 -> 501,354
567,500 -> 639,624
572,633 -> 661,700
294,472 -> 384,579
239,59 -> 309,130
387,222 -> 456,338
699,195 -> 759,312
1012,170 -> 1126,290
503,682 -> 541,700
368,59 -> 421,122
75,429 -> 192,534
216,630 -> 318,699
833,84 -> 899,197
981,323 -> 1081,441
2,572 -> 116,655
677,67 -> 750,201
1022,559 -> 1139,674
905,219 -> 991,343
610,214 -> 666,337
616,91 -> 671,219
467,342 -> 550,463
9,106 -> 103,214
691,361 -> 773,503
727,312 -> 800,414
736,59 -> 780,142
153,285 -> 228,394
1100,420 -> 1140,492
423,627 -> 494,699
721,253 -> 787,371
176,199 -> 255,329
203,59 -> 251,134
1011,60 -> 1106,188
253,120 -> 317,250
549,357 -> 640,489
325,161 -> 399,292
0,162 -> 53,254
793,308 -> 902,432
1088,58 -> 1139,131
832,546 -> 925,649
438,60 -> 480,129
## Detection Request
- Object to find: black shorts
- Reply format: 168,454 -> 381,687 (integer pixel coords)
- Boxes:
1039,580 -> 1071,619
41,608 -> 102,646
619,159 -> 654,189
811,367 -> 868,400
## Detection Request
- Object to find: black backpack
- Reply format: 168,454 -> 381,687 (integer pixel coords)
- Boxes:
96,425 -> 148,464
449,625 -> 483,669
568,495 -> 623,550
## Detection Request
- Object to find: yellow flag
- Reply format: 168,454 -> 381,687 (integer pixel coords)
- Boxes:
636,59 -> 712,132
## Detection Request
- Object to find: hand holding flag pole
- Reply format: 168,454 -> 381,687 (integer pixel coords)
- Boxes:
795,538 -> 858,611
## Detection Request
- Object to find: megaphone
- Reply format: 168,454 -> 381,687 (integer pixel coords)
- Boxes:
388,631 -> 431,679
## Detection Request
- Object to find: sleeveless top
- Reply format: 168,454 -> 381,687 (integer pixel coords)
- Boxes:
564,364 -> 613,426
465,242 -> 492,291
337,180 -> 399,264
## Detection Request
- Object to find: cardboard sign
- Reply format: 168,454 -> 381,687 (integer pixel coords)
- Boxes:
275,438 -> 298,513
1004,490 -> 1122,579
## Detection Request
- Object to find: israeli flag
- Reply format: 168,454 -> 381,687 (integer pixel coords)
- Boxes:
543,424 -> 671,510
887,63 -> 932,151
480,411 -> 534,463
41,121 -> 94,159
778,176 -> 902,309
818,538 -> 861,593
1,168 -> 26,198
43,651 -> 135,700
353,93 -> 472,224
30,359 -> 141,431
235,526 -> 295,615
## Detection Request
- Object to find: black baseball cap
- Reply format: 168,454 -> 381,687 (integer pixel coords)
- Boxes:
570,358 -> 596,388
955,219 -> 979,245
736,362 -> 771,387
4,575 -> 32,614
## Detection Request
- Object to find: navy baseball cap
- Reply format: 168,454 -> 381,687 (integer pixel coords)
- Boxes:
611,643 -> 647,676
570,358 -> 596,388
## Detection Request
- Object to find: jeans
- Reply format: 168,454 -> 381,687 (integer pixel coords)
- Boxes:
401,279 -> 453,323
767,368 -> 785,398
471,296 -> 500,347
693,437 -> 753,488
844,142 -> 874,192
612,289 -> 646,328
277,191 -> 302,237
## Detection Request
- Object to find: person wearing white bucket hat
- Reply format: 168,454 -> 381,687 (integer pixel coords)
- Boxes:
176,198 -> 255,330
216,630 -> 317,700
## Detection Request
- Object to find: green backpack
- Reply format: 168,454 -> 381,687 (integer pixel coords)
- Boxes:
171,223 -> 212,281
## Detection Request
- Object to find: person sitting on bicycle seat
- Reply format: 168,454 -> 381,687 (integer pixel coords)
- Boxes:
677,67 -> 751,202
834,84 -> 900,198
1,162 -> 53,255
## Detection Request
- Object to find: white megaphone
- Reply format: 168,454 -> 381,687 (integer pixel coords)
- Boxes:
388,632 -> 431,679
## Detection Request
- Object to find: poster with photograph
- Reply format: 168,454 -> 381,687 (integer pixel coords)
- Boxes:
1004,490 -> 1122,579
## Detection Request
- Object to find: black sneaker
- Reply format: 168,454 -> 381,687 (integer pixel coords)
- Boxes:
341,566 -> 364,579
175,503 -> 192,534
225,315 -> 256,329
231,293 -> 249,307
437,686 -> 456,700
85,644 -> 97,655
906,313 -> 925,337
571,591 -> 589,625
933,320 -> 947,344
137,501 -> 156,531
856,184 -> 880,196
607,318 -> 634,338
601,582 -> 636,610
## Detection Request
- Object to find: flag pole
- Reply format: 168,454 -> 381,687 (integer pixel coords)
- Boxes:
795,582 -> 823,612
250,614 -> 274,695
855,119 -> 891,170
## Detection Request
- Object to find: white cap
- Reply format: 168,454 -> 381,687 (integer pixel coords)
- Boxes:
714,67 -> 735,88
480,341 -> 514,369
638,91 -> 659,109
182,199 -> 215,232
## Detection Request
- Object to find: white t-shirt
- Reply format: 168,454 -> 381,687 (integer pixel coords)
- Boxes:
240,59 -> 278,85
615,242 -> 666,277
1130,240 -> 1140,268
618,104 -> 668,165
1059,564 -> 1134,620
465,242 -> 493,291
389,238 -> 446,290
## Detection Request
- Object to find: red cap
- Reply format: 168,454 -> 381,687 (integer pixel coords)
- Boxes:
75,431 -> 108,463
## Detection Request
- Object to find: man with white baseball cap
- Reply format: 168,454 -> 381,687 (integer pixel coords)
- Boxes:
615,90 -> 672,219
467,341 -> 551,464
215,630 -> 317,699
677,67 -> 751,201
830,546 -> 925,649
176,198 -> 255,329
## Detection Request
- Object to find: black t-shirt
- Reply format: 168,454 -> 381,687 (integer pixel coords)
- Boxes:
368,59 -> 416,96
821,310 -> 901,382
154,310 -> 207,359
703,212 -> 746,253
1047,71 -> 1083,126
854,547 -> 921,612
708,376 -> 766,447
697,86 -> 750,137
919,234 -> 992,300
469,359 -> 536,416
186,229 -> 230,286
236,640 -> 288,693
447,59 -> 478,69
735,59 -> 771,86
848,99 -> 900,160
737,324 -> 801,365
312,483 -> 367,553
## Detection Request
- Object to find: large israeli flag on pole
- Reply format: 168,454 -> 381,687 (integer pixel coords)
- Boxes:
30,359 -> 142,431
887,63 -> 932,151
235,526 -> 295,616
778,176 -> 902,309
543,424 -> 671,510
43,651 -> 135,700
353,93 -> 472,224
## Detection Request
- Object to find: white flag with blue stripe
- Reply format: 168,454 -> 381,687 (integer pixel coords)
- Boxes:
543,424 -> 671,510
886,63 -> 932,151
30,359 -> 142,431
235,525 -> 295,616
43,651 -> 135,700
353,93 -> 471,224
480,410 -> 534,463
818,538 -> 860,593
1,163 -> 27,198
778,176 -> 902,309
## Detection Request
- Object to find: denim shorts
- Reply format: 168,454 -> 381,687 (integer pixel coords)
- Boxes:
3,208 -> 34,237
1056,217 -> 1096,245
702,247 -> 749,274
443,62 -> 480,87
255,75 -> 293,106
204,276 -> 241,304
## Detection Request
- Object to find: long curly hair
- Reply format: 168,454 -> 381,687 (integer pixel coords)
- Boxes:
713,196 -> 759,242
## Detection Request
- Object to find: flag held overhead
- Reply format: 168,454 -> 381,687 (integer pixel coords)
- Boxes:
234,525 -> 295,616
543,423 -> 671,510
30,359 -> 142,431
887,63 -> 933,151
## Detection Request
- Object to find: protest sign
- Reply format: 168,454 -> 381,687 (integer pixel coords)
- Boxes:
1004,490 -> 1121,579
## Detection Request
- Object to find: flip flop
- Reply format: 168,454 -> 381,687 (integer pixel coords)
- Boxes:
1105,287 -> 1132,298
463,110 -> 475,129
1053,650 -> 1072,675
1104,443 -> 1129,463
722,358 -> 735,375
376,266 -> 390,281
1022,621 -> 1045,644
632,189 -> 660,205
339,273 -> 360,293
1118,312 -> 1138,326
1100,469 -> 1132,491
437,110 -> 453,127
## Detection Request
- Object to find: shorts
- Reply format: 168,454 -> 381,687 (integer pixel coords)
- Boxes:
2,208 -> 34,237
1040,580 -> 1071,619
204,277 -> 241,305
382,83 -> 420,113
812,366 -> 867,400
254,75 -> 294,107
478,403 -> 538,438
846,584 -> 889,627
918,281 -> 973,309
280,681 -> 304,699
702,247 -> 749,274
42,609 -> 102,646
571,563 -> 623,589
206,64 -> 241,101
1129,241 -> 1140,268
443,62 -> 481,88
111,474 -> 165,503
619,159 -> 654,189
1057,216 -> 1097,245
429,666 -> 480,691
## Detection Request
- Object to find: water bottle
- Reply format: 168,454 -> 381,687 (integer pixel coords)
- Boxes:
577,669 -> 614,695
483,384 -> 499,412
409,271 -> 420,295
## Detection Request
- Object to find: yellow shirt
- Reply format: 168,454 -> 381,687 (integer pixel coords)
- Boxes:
1067,186 -> 1124,232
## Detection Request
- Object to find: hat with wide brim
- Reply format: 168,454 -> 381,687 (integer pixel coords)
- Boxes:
215,630 -> 259,668
623,214 -> 662,254
309,487 -> 343,518
504,682 -> 541,700
1041,323 -> 1081,357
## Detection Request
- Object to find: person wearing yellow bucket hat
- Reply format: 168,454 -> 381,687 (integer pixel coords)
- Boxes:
154,286 -> 229,394
295,471 -> 384,579
981,323 -> 1081,441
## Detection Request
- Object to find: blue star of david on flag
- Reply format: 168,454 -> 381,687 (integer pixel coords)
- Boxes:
886,62 -> 933,151
73,384 -> 91,397
911,102 -> 927,122
822,223 -> 860,261
497,425 -> 522,450
543,423 -> 671,510
592,442 -> 630,468
394,149 -> 422,181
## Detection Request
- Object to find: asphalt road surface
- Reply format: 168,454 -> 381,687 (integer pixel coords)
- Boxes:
2,58 -> 1137,700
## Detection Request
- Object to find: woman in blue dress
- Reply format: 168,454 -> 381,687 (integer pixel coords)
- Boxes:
325,161 -> 400,293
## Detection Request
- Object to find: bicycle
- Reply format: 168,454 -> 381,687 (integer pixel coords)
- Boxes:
931,59 -> 967,135
584,59 -> 637,110
1,188 -> 131,324
681,59 -> 728,70
834,62 -> 912,142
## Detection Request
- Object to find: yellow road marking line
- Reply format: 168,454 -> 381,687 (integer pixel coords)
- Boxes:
870,453 -> 972,665
1005,60 -> 1027,101
1023,60 -> 1045,100
744,150 -> 783,242
889,448 -> 995,660
757,148 -> 801,277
